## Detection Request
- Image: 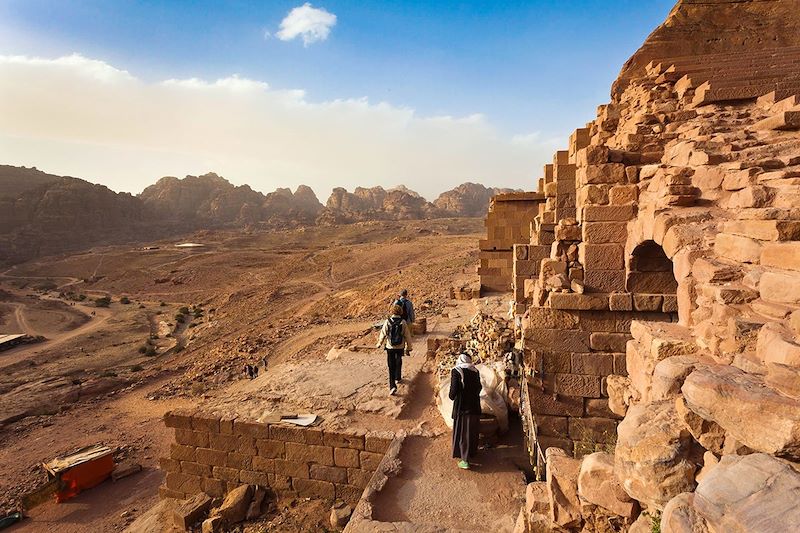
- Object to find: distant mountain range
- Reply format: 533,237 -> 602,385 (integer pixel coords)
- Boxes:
0,165 -> 516,265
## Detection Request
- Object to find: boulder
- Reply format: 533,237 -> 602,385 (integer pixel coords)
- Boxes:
661,493 -> 709,533
682,364 -> 800,459
606,375 -> 637,417
674,396 -> 724,454
545,447 -> 583,529
650,355 -> 704,401
522,482 -> 553,533
615,401 -> 696,509
577,452 -> 636,519
766,362 -> 800,398
330,501 -> 352,529
215,484 -> 253,524
756,322 -> 800,367
693,454 -> 800,532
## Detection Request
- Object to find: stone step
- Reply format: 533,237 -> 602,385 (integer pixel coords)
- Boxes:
753,110 -> 800,131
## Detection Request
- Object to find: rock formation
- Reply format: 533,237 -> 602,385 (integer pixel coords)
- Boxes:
490,1 -> 800,531
433,182 -> 516,217
0,164 -> 503,265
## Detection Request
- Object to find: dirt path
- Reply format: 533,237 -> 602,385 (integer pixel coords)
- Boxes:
0,305 -> 113,369
371,371 -> 529,532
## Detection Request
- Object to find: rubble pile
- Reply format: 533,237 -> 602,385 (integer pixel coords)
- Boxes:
432,312 -> 515,383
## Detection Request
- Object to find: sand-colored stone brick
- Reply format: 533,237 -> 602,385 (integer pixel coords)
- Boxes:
175,429 -> 209,448
554,373 -> 602,398
251,456 -> 274,473
571,353 -> 614,376
286,442 -> 334,466
180,461 -> 212,477
536,414 -> 569,438
322,431 -> 365,450
239,469 -> 271,486
211,466 -> 240,482
365,435 -> 393,453
273,460 -> 309,479
255,439 -> 285,459
166,472 -> 203,494
310,464 -> 348,484
226,452 -> 252,470
159,458 -> 180,473
359,451 -> 384,471
269,425 -> 307,443
293,478 -> 335,500
195,447 -> 227,467
582,222 -> 628,244
579,243 -> 624,270
202,478 -> 226,498
347,468 -> 375,488
232,420 -> 270,439
170,443 -> 197,462
164,410 -> 193,430
336,484 -> 364,504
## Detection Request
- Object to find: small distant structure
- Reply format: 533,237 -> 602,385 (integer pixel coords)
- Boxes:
175,242 -> 206,249
0,334 -> 38,352
140,246 -> 161,251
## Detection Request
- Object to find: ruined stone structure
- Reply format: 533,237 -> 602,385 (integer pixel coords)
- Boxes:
486,0 -> 800,531
478,192 -> 544,293
159,409 -> 392,507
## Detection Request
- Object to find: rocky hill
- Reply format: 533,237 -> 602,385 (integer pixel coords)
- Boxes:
0,165 -> 506,265
0,167 -> 152,265
433,182 -> 516,217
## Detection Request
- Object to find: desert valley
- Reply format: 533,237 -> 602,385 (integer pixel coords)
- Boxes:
3,1 -> 800,532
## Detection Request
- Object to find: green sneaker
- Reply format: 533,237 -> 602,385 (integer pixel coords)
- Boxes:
457,460 -> 470,470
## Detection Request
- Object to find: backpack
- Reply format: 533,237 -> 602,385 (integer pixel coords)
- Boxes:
394,299 -> 408,320
388,316 -> 404,346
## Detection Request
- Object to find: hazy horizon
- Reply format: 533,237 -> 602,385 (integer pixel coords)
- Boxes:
0,1 -> 674,200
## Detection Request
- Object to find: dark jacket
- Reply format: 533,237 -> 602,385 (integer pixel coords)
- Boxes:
449,367 -> 482,418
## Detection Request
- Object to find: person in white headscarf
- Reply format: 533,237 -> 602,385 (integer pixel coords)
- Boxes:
448,353 -> 482,469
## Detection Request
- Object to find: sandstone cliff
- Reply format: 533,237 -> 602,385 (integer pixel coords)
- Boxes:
0,167 -> 152,265
613,0 -> 800,97
433,182 -> 516,217
318,185 -> 442,224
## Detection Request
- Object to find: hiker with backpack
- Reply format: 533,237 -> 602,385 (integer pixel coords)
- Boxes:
376,303 -> 413,396
394,289 -> 416,324
449,353 -> 482,469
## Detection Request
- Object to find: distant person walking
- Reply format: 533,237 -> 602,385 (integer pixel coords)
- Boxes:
394,289 -> 415,324
376,303 -> 413,396
449,354 -> 482,470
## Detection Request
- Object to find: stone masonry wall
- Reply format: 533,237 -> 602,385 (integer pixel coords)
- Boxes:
479,192 -> 544,293
159,409 -> 392,506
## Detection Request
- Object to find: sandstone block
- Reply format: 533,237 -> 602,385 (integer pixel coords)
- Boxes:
650,355 -> 703,402
528,386 -> 584,417
554,373 -> 602,398
175,429 -> 209,448
606,375 -> 637,417
582,205 -> 635,222
269,425 -> 307,443
727,186 -> 773,209
166,472 -> 203,495
293,478 -> 335,500
201,478 -> 226,498
693,454 -> 800,532
585,398 -> 621,420
226,453 -> 253,471
164,410 -> 194,430
660,493 -> 709,533
714,233 -> 762,263
723,220 -> 800,241
231,420 -> 268,439
212,466 -> 240,483
609,293 -> 632,311
682,364 -> 800,459
347,468 -> 374,488
579,243 -> 624,270
589,333 -> 629,353
159,458 -> 180,473
761,241 -> 800,271
195,447 -> 226,467
756,322 -> 800,367
285,443 -> 334,466
584,270 -> 626,293
675,396 -> 724,455
217,484 -> 253,524
571,352 -> 614,376
334,447 -> 360,468
633,293 -> 663,312
578,452 -> 636,519
555,224 -> 581,241
255,439 -> 285,459
173,493 -> 212,530
766,362 -> 800,399
170,444 -> 197,462
546,447 -> 583,529
239,469 -> 271,486
760,271 -> 800,304
251,456 -> 274,473
569,417 -> 617,444
322,431 -> 365,450
273,460 -> 309,479
336,484 -> 363,504
359,451 -> 383,470
536,414 -> 569,438
310,464 -> 348,484
548,293 -> 609,310
609,185 -> 638,205
181,461 -> 212,477
582,222 -> 628,244
615,401 -> 696,509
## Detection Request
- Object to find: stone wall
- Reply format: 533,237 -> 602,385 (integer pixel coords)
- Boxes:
478,192 -> 544,293
159,409 -> 391,506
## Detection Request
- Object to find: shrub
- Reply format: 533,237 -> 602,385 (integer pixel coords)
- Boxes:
130,365 -> 144,372
145,346 -> 157,356
120,296 -> 131,305
138,345 -> 148,354
159,301 -> 166,307
178,306 -> 190,315
94,296 -> 111,308
175,314 -> 185,323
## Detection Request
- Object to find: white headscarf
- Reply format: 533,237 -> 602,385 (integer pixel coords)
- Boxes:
455,354 -> 477,386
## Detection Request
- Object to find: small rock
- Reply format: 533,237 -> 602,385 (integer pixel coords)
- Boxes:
329,500 -> 352,529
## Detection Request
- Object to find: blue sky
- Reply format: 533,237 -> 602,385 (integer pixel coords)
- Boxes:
0,0 -> 676,198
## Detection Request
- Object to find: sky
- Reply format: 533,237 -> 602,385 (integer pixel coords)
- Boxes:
0,0 -> 675,200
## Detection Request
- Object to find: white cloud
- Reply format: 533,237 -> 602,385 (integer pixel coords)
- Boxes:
0,53 -> 553,199
276,3 -> 337,46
